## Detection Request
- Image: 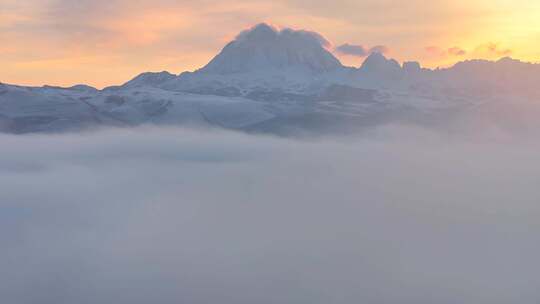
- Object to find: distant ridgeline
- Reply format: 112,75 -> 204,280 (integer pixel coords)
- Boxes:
1,23 -> 540,134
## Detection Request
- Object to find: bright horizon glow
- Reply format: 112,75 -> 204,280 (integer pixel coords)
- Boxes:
1,0 -> 539,88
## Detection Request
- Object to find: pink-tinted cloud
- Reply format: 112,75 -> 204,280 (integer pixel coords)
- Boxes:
476,43 -> 512,57
335,44 -> 368,56
448,47 -> 466,56
425,46 -> 445,56
369,45 -> 390,54
335,43 -> 389,57
426,46 -> 466,57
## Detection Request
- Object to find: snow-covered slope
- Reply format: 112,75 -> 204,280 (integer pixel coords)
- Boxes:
158,23 -> 348,97
0,83 -> 105,133
199,23 -> 341,74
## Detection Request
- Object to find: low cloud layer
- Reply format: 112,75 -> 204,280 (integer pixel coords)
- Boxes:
1,126 -> 539,303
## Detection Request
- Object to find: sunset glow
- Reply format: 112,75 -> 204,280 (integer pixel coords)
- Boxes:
1,0 -> 539,88
3,2 -> 540,303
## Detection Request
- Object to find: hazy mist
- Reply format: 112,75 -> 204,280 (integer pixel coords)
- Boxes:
1,126 -> 539,304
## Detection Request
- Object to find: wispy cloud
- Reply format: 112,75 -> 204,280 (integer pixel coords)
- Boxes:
475,42 -> 512,57
335,43 -> 390,57
448,46 -> 466,56
425,46 -> 466,57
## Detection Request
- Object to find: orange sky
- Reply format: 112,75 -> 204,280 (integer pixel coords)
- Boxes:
1,0 -> 539,88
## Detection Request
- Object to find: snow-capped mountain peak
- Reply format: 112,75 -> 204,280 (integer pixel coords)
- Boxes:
3,22 -> 540,135
360,52 -> 401,74
197,23 -> 343,74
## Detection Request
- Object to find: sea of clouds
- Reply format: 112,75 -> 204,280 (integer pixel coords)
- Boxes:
1,125 -> 539,304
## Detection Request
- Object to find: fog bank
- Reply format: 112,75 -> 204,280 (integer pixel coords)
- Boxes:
1,126 -> 539,304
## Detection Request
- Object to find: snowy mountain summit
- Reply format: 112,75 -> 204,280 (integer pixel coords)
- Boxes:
158,23 -> 347,96
360,52 -> 401,74
199,23 -> 342,74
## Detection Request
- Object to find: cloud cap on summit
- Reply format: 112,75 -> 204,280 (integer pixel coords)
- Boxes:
199,23 -> 342,74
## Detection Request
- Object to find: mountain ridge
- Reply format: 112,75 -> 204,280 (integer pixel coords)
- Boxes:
2,22 -> 540,135
103,22 -> 540,95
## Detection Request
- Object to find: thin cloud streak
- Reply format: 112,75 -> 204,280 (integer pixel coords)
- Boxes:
335,43 -> 390,57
